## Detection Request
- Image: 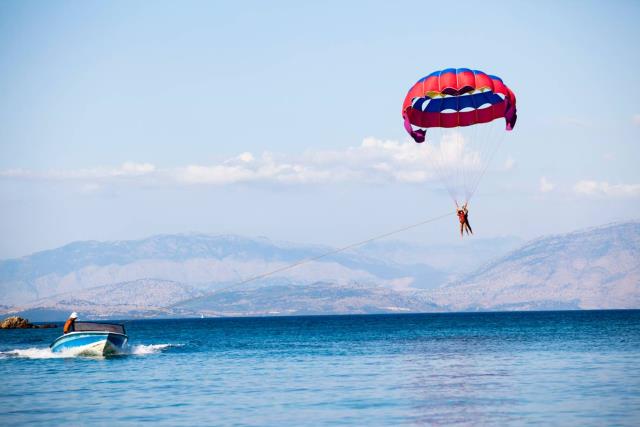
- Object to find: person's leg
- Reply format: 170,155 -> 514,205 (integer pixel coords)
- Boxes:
466,221 -> 473,234
460,223 -> 464,237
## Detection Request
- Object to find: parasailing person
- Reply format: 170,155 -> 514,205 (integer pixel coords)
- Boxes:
456,202 -> 473,237
401,68 -> 517,236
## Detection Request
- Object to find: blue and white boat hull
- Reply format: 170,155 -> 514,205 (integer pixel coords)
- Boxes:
50,331 -> 128,356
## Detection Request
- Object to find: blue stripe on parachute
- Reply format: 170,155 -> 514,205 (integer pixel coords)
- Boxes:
418,91 -> 502,113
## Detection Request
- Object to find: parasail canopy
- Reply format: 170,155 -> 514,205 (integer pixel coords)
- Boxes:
402,68 -> 517,143
401,68 -> 518,204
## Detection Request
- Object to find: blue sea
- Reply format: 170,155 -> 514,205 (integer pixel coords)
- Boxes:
1,311 -> 639,426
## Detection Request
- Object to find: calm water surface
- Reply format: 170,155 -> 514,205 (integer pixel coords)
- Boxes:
1,311 -> 639,426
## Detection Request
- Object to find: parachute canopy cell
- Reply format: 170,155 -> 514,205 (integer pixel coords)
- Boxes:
402,68 -> 517,143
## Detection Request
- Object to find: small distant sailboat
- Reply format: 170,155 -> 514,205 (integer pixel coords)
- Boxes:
200,314 -> 205,319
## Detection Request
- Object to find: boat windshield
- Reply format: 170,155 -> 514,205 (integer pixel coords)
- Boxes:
73,322 -> 126,335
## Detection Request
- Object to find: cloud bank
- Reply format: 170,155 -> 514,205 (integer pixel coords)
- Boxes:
539,177 -> 555,193
574,180 -> 640,198
0,162 -> 156,180
1,137 -> 494,187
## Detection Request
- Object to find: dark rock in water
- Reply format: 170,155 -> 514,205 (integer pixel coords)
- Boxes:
37,323 -> 58,328
0,316 -> 57,329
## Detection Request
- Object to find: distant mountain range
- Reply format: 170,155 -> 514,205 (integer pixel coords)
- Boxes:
0,233 -> 449,315
1,222 -> 638,320
176,280 -> 442,317
431,222 -> 640,311
15,279 -> 204,319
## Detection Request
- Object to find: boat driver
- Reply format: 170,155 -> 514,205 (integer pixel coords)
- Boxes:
63,312 -> 78,334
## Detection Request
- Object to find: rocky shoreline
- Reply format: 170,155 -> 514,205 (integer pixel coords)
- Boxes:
0,316 -> 57,329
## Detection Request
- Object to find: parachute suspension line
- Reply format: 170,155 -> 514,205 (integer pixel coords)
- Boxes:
460,127 -> 470,203
474,120 -> 490,201
457,118 -> 503,204
455,91 -> 465,206
467,126 -> 506,202
424,118 -> 506,206
478,120 -> 503,197
221,211 -> 454,290
462,126 -> 479,204
462,121 -> 481,203
465,120 -> 484,201
454,131 -> 463,204
421,119 -> 506,205
429,130 -> 454,203
425,132 -> 457,202
465,119 -> 493,202
461,130 -> 469,202
470,131 -> 504,200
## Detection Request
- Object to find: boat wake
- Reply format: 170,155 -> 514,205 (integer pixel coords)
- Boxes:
0,343 -> 180,359
129,343 -> 178,355
0,347 -> 75,359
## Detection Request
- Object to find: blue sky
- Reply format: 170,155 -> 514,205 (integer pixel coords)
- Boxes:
1,0 -> 639,258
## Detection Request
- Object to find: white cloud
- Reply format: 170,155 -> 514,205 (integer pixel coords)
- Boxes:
176,151 -> 348,185
0,168 -> 30,178
1,137 -> 502,188
0,162 -> 156,180
176,135 -> 489,186
116,162 -> 156,176
539,176 -> 555,193
574,180 -> 640,197
504,156 -> 516,171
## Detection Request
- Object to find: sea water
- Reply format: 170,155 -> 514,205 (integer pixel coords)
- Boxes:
1,311 -> 639,426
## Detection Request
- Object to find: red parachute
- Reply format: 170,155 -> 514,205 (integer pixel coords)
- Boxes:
402,68 -> 517,204
402,68 -> 517,143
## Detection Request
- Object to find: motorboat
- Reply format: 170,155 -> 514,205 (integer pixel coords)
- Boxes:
50,321 -> 128,356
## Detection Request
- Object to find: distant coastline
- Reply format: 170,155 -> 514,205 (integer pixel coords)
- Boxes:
1,221 -> 639,320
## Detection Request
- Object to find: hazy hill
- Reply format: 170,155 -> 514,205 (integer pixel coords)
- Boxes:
2,222 -> 638,319
353,236 -> 522,278
175,280 -> 442,317
14,279 -> 204,319
0,234 -> 446,306
432,222 -> 640,311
